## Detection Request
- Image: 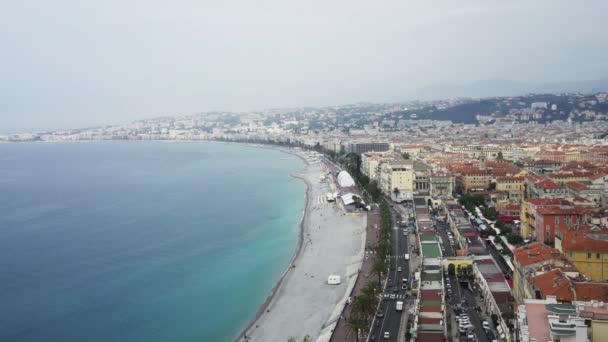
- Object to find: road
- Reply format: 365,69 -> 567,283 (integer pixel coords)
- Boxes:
367,202 -> 411,341
433,216 -> 456,257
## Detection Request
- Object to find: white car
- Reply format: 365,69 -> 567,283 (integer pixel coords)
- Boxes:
384,331 -> 390,339
482,321 -> 490,330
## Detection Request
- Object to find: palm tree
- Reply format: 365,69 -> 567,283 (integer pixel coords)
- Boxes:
372,258 -> 386,286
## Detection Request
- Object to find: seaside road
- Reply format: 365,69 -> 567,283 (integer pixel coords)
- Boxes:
242,162 -> 366,342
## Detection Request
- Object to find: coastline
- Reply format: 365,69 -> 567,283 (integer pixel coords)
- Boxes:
238,143 -> 366,341
233,143 -> 312,342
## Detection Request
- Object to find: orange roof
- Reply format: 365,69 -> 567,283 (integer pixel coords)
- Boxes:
533,269 -> 575,302
527,198 -> 572,206
574,282 -> 608,302
536,206 -> 580,216
535,179 -> 563,189
567,181 -> 590,191
513,243 -> 562,267
561,228 -> 608,253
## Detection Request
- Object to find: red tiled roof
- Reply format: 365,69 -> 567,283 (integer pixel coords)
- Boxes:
513,243 -> 562,267
532,269 -> 575,302
536,206 -> 579,216
567,181 -> 590,191
527,198 -> 572,206
561,228 -> 608,253
574,282 -> 608,302
535,179 -> 563,189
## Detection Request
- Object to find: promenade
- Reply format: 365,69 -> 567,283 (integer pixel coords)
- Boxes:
242,159 -> 367,341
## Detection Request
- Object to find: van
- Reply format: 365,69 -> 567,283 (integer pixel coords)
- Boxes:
404,254 -> 410,260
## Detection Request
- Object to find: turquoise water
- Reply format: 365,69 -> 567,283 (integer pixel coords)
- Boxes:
0,141 -> 304,342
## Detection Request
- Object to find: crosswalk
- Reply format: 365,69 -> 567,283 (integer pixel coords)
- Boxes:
383,293 -> 408,300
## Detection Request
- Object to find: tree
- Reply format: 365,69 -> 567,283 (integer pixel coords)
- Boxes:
366,181 -> 382,202
402,152 -> 410,159
497,151 -> 504,160
372,258 -> 387,286
507,234 -> 524,244
288,337 -> 296,342
393,187 -> 400,200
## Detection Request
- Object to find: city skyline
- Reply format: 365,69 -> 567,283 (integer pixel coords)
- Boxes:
2,0 -> 608,133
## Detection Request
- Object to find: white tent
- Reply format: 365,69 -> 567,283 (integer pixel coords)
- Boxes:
327,275 -> 341,285
341,193 -> 364,206
336,171 -> 356,187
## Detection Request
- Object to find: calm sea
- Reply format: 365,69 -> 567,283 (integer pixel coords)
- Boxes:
0,141 -> 304,342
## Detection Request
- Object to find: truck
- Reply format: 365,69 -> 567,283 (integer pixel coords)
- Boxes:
396,301 -> 404,311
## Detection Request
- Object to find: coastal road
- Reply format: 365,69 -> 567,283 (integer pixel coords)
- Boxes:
368,202 -> 410,341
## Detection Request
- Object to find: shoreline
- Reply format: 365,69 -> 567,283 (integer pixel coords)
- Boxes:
233,143 -> 312,342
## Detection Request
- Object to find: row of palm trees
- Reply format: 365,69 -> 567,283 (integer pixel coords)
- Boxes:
346,200 -> 393,341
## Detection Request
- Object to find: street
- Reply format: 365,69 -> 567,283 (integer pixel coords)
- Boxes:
367,202 -> 412,341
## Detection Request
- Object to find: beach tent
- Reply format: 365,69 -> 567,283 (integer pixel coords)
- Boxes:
327,275 -> 341,285
336,171 -> 356,187
340,193 -> 365,207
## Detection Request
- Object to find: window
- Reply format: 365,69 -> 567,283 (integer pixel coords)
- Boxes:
597,253 -> 601,259
588,253 -> 592,259
555,216 -> 560,225
569,251 -> 573,258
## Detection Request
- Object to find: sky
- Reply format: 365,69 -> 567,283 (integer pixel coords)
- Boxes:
1,0 -> 607,133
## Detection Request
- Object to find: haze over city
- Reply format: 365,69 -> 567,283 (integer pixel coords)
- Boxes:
2,0 -> 608,133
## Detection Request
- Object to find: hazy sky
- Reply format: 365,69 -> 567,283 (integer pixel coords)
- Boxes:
1,0 -> 607,133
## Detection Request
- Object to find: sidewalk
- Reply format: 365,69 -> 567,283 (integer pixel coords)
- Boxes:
330,209 -> 381,341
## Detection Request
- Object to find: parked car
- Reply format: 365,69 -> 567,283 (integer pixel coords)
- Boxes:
482,321 -> 490,330
383,331 -> 390,339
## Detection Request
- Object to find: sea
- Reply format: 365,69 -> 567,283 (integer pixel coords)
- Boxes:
0,141 -> 305,342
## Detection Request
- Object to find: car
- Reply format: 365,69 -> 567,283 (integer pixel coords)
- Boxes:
482,321 -> 490,330
467,332 -> 475,340
371,334 -> 376,340
393,287 -> 399,293
458,326 -> 466,334
401,284 -> 407,290
397,267 -> 402,272
376,311 -> 384,318
383,331 -> 390,339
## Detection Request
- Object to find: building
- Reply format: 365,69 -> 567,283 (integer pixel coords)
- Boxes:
455,168 -> 491,193
515,298 -> 588,342
556,226 -> 608,282
576,300 -> 608,341
378,160 -> 414,200
496,176 -> 525,202
360,151 -> 402,181
345,141 -> 389,154
519,198 -> 575,241
512,242 -> 576,303
429,171 -> 454,197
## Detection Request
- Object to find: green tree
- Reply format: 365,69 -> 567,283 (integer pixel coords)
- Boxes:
402,152 -> 410,159
507,234 -> 524,244
372,258 -> 387,286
